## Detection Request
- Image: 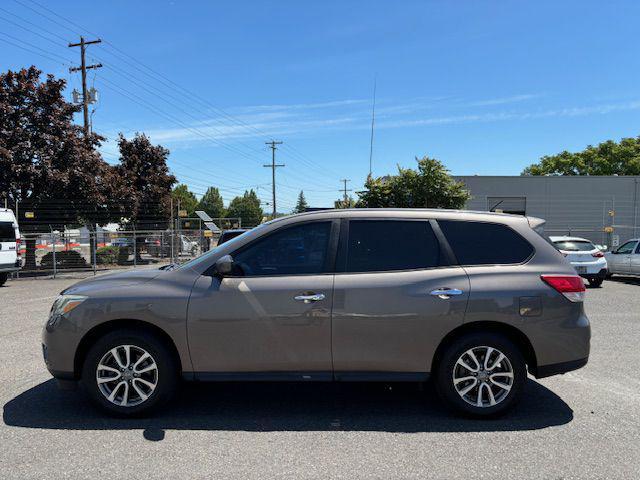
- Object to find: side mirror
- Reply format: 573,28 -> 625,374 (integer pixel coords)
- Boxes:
214,254 -> 235,276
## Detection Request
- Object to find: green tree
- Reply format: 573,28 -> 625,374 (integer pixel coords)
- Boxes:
226,189 -> 263,226
196,186 -> 225,218
171,184 -> 198,217
293,190 -> 309,213
334,195 -> 356,209
357,156 -> 469,209
522,136 -> 640,175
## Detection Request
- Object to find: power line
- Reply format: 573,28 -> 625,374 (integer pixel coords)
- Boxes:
16,0 -> 340,185
10,0 -> 342,201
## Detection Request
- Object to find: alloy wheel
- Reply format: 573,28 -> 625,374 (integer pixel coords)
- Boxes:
96,344 -> 158,407
452,346 -> 514,408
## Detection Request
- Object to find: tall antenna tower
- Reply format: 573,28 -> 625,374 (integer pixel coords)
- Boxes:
368,76 -> 377,177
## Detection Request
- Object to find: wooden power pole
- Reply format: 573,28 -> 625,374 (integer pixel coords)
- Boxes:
264,140 -> 284,218
68,36 -> 102,139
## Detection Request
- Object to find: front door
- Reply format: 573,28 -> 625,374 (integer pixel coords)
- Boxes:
631,242 -> 640,275
610,240 -> 636,274
331,219 -> 469,377
187,220 -> 337,378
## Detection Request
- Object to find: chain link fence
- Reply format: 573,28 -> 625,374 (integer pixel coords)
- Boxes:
15,229 -> 220,278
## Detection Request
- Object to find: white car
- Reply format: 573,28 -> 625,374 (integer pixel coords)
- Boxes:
550,236 -> 608,287
0,208 -> 21,286
604,238 -> 640,277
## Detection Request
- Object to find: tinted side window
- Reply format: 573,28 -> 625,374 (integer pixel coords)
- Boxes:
439,220 -> 533,265
616,241 -> 637,254
233,222 -> 331,276
346,220 -> 443,272
0,222 -> 15,242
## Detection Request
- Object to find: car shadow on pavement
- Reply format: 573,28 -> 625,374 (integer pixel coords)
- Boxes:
3,378 -> 572,437
608,275 -> 640,286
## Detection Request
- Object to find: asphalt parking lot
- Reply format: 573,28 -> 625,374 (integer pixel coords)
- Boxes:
1,274 -> 639,479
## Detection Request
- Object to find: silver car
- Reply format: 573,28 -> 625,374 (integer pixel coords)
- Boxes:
605,238 -> 640,277
42,209 -> 590,417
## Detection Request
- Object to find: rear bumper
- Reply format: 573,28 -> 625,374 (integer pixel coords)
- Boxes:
535,357 -> 588,378
579,268 -> 607,280
0,262 -> 20,273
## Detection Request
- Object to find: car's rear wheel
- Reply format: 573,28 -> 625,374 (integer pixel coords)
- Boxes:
434,332 -> 526,417
81,329 -> 178,416
0,273 -> 8,286
588,277 -> 603,288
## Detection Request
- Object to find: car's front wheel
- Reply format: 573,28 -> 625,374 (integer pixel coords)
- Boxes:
434,332 -> 526,417
81,328 -> 178,416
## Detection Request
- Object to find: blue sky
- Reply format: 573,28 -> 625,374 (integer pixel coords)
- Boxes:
2,1 -> 640,211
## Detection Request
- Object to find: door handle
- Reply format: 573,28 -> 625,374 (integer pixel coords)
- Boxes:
430,288 -> 463,299
294,293 -> 326,303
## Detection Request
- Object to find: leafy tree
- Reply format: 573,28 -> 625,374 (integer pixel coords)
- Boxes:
334,195 -> 356,209
226,189 -> 263,226
0,66 -> 114,268
357,156 -> 469,209
293,190 -> 309,213
522,136 -> 640,175
196,186 -> 225,219
171,184 -> 198,217
115,133 -> 176,230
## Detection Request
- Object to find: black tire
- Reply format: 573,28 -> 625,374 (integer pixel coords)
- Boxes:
0,273 -> 8,287
434,332 -> 526,417
588,277 -> 603,288
81,328 -> 179,417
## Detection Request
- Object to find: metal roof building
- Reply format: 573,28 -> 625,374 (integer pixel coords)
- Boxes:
454,175 -> 640,247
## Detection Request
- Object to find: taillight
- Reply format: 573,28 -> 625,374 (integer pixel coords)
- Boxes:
592,251 -> 604,258
541,275 -> 585,302
15,237 -> 21,257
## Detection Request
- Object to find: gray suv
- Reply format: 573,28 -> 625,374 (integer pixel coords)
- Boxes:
42,209 -> 590,417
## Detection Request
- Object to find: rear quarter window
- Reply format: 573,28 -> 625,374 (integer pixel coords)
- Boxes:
0,222 -> 16,242
438,220 -> 533,265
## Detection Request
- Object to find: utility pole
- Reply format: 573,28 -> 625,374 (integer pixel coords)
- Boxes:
264,140 -> 284,218
68,36 -> 102,139
340,179 -> 352,208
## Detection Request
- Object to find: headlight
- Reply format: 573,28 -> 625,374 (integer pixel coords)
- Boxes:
47,295 -> 87,328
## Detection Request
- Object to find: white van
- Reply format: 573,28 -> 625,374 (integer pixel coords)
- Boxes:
0,209 -> 21,286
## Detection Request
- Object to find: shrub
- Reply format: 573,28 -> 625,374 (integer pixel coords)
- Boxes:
96,246 -> 120,265
40,250 -> 88,269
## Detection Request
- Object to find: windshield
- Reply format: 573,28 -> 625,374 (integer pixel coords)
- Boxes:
553,240 -> 596,252
177,224 -> 266,271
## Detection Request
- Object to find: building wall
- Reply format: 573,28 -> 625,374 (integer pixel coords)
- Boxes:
454,176 -> 640,246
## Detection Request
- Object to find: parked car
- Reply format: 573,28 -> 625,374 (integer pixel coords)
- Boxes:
549,236 -> 608,287
604,238 -> 640,277
0,208 -> 21,286
217,228 -> 249,246
42,209 -> 590,417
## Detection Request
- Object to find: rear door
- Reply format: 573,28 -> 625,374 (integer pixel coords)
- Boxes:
0,221 -> 17,268
331,218 -> 469,377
